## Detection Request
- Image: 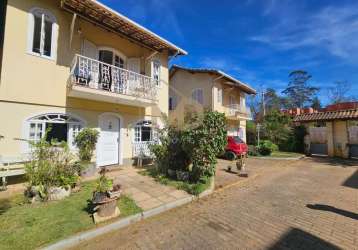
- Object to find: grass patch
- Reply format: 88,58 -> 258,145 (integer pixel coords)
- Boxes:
139,167 -> 211,196
0,181 -> 142,250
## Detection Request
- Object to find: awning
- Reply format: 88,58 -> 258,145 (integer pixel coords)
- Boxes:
60,0 -> 187,56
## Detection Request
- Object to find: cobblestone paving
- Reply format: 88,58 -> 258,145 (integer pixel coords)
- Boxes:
72,158 -> 358,250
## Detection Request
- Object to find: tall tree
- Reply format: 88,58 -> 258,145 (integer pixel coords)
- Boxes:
311,96 -> 322,110
282,70 -> 318,108
264,88 -> 282,112
328,80 -> 355,104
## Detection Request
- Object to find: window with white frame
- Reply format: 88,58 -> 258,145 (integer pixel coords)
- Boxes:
217,88 -> 223,104
134,120 -> 157,142
192,88 -> 204,105
152,60 -> 161,86
26,113 -> 84,149
28,8 -> 58,59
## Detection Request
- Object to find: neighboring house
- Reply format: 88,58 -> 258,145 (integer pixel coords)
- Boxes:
0,0 -> 186,166
169,65 -> 256,142
293,105 -> 358,159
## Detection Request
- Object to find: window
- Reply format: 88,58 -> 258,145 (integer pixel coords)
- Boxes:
192,88 -> 203,105
28,8 -> 57,59
169,96 -> 177,111
25,113 -> 84,150
152,60 -> 161,86
217,88 -> 223,104
134,120 -> 157,142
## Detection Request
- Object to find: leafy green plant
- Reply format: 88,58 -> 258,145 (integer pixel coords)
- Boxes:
95,169 -> 113,193
25,131 -> 78,200
257,140 -> 278,156
74,128 -> 99,162
182,110 -> 227,182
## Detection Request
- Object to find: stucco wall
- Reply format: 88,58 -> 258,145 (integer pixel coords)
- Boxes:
0,0 -> 171,162
0,0 -> 169,117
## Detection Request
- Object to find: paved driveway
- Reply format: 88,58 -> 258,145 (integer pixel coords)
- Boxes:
72,157 -> 358,250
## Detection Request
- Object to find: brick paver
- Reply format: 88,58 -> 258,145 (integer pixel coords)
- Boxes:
72,157 -> 358,250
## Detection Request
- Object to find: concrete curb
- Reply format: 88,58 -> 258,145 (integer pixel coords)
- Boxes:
42,179 -> 216,250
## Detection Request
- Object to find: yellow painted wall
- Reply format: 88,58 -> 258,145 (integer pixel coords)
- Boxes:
0,0 -> 171,161
333,120 -> 349,158
169,69 -> 247,141
0,0 -> 169,117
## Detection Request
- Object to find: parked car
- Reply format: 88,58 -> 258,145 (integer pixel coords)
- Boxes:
224,136 -> 248,160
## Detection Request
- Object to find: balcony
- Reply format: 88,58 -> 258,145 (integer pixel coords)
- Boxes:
225,104 -> 251,120
68,54 -> 159,107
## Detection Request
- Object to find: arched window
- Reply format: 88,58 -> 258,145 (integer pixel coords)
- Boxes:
134,120 -> 157,142
191,88 -> 203,105
25,113 -> 85,149
28,8 -> 58,59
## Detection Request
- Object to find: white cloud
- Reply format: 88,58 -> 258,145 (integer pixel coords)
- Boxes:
251,4 -> 358,61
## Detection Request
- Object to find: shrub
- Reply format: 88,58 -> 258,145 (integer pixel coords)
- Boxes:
182,110 -> 227,182
25,134 -> 78,200
257,140 -> 278,156
74,128 -> 99,162
150,110 -> 227,183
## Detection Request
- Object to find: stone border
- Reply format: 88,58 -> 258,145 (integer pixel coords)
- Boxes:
42,177 -> 216,250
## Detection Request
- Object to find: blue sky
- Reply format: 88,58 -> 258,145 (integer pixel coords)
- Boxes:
103,0 -> 358,105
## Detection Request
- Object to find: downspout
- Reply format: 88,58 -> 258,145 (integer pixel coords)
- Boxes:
69,13 -> 77,49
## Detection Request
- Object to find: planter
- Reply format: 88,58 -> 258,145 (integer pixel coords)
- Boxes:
92,191 -> 120,221
48,186 -> 71,201
80,162 -> 97,177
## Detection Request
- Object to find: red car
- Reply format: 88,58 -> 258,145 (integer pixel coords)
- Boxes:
224,136 -> 248,160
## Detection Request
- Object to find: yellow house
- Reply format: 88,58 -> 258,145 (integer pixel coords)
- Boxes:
0,0 -> 187,167
169,65 -> 256,142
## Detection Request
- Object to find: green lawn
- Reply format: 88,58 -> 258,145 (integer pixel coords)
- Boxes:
0,181 -> 142,250
139,167 -> 211,196
257,151 -> 304,158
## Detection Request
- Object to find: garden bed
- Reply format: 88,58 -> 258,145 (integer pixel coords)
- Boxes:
0,181 -> 142,250
139,167 -> 211,196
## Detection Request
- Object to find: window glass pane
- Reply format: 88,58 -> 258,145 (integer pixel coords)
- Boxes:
43,19 -> 53,56
46,123 -> 68,143
32,15 -> 42,54
141,127 -> 151,141
99,50 -> 113,65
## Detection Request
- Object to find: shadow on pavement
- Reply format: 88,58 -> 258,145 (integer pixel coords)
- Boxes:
268,227 -> 341,250
307,156 -> 358,168
341,169 -> 358,189
306,204 -> 358,220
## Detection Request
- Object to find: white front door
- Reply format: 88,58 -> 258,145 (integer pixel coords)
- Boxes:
97,114 -> 120,167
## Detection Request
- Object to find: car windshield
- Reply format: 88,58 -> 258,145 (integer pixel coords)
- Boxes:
232,136 -> 244,143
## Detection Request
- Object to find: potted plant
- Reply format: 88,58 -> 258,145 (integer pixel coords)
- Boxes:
92,168 -> 121,222
74,128 -> 99,177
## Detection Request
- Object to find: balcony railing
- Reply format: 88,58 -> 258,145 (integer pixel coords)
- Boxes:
133,141 -> 156,157
69,54 -> 158,101
225,104 -> 250,117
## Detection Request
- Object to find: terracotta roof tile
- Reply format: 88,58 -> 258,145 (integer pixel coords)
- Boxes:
293,109 -> 358,122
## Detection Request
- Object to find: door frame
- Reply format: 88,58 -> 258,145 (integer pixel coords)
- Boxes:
97,112 -> 124,167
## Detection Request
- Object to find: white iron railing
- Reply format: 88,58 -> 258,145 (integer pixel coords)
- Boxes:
70,54 -> 159,101
225,104 -> 248,116
133,141 -> 156,157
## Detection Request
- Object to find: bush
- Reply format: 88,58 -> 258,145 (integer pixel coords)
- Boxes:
95,169 -> 113,193
151,110 -> 227,183
25,134 -> 78,200
74,128 -> 99,162
257,140 -> 278,156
